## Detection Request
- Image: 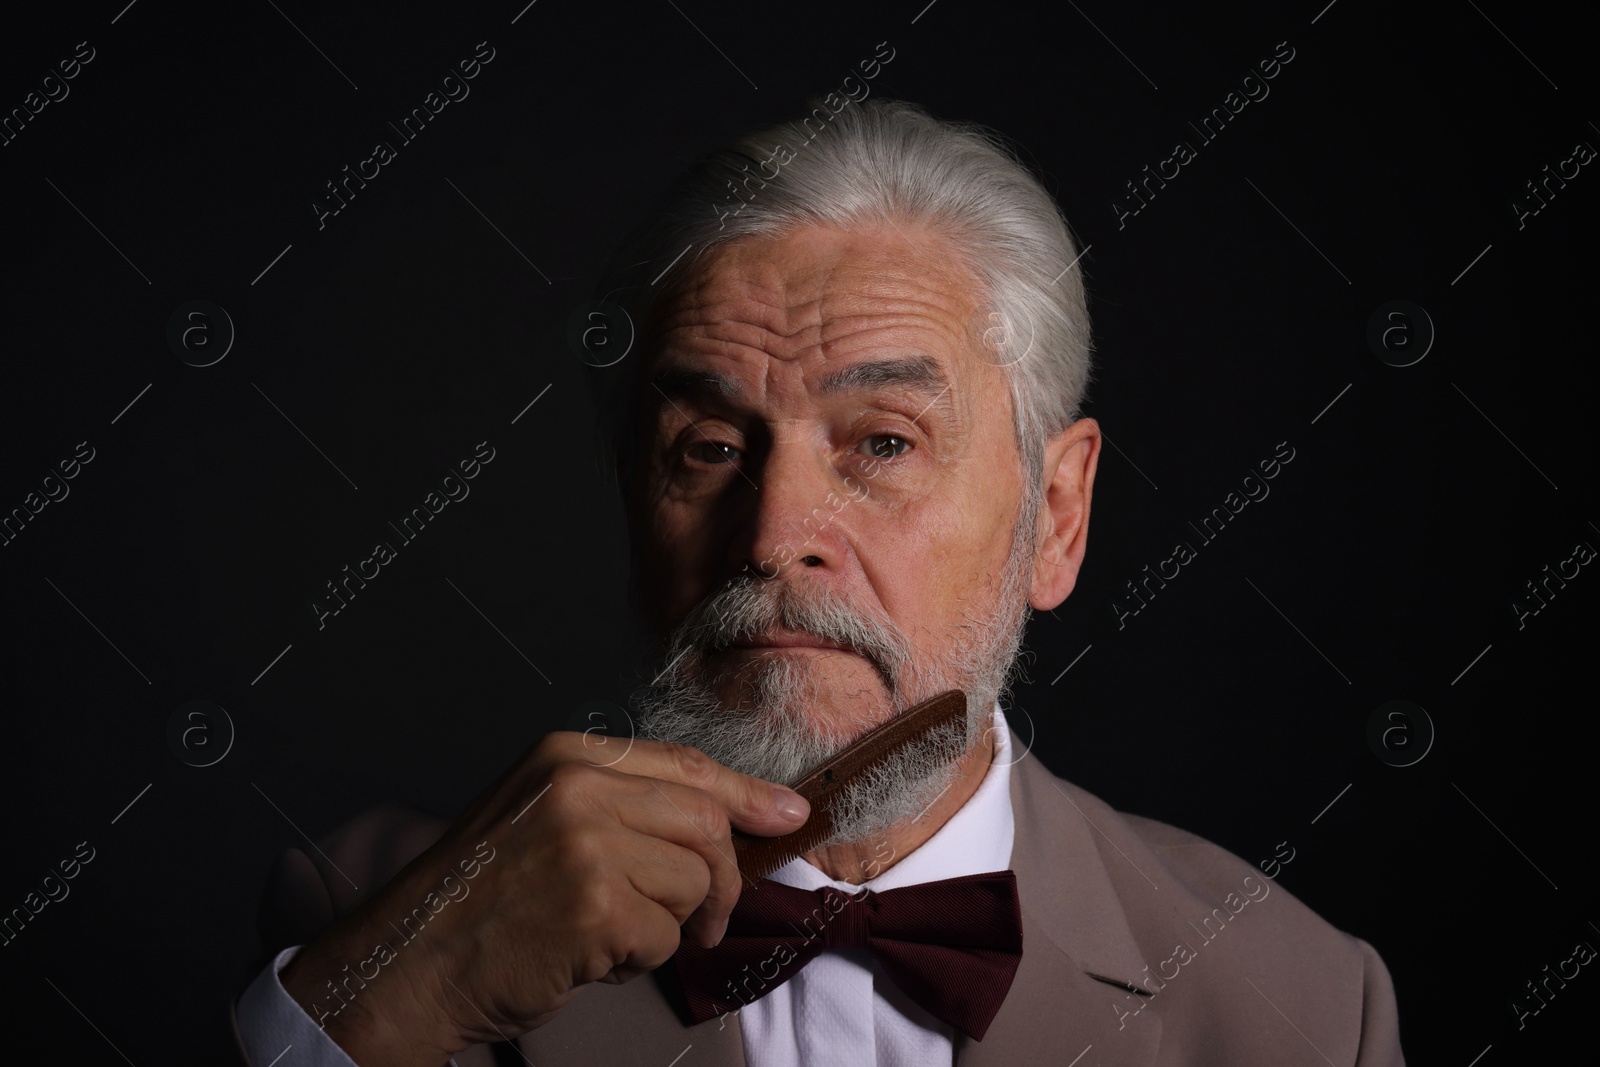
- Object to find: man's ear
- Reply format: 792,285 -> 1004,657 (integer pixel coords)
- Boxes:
1029,417 -> 1101,611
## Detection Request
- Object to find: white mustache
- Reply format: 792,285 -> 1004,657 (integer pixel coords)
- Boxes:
671,574 -> 912,692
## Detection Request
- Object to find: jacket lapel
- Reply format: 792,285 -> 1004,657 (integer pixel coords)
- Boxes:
956,751 -> 1163,1066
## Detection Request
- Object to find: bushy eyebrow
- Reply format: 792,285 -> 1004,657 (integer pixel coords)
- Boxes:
817,355 -> 949,398
650,355 -> 952,408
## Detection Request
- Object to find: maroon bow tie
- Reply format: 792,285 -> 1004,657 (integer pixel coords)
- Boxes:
671,870 -> 1023,1041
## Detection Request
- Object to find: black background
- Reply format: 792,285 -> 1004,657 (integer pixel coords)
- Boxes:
1,1 -> 1594,1063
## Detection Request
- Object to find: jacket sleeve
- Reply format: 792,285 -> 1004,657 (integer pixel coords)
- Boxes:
1352,937 -> 1407,1066
232,847 -> 353,1065
231,810 -> 456,1066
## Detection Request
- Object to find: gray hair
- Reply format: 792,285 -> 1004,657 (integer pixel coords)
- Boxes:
596,97 -> 1094,534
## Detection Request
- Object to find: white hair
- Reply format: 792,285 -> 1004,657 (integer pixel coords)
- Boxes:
599,97 -> 1096,524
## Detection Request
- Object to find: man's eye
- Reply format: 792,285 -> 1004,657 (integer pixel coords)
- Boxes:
861,434 -> 912,459
685,441 -> 739,464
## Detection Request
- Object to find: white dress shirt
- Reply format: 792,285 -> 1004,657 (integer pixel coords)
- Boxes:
235,705 -> 1016,1067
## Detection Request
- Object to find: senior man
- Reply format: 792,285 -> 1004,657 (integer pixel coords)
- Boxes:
233,99 -> 1406,1065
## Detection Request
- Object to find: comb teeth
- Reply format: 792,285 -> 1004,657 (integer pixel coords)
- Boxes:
730,800 -> 841,889
729,690 -> 968,886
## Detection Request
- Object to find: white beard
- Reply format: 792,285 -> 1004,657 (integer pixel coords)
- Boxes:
631,501 -> 1036,847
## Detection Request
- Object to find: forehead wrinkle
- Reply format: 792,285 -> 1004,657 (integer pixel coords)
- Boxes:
650,226 -> 997,421
811,253 -> 982,359
657,276 -> 826,376
685,229 -> 980,362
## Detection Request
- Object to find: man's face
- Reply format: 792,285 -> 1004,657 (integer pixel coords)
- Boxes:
625,221 -> 1036,788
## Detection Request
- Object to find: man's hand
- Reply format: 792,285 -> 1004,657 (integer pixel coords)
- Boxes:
277,732 -> 811,1066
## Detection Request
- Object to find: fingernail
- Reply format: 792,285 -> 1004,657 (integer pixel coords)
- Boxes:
713,916 -> 729,946
774,789 -> 810,821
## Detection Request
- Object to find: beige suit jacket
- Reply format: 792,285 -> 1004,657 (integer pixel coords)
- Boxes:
238,749 -> 1406,1065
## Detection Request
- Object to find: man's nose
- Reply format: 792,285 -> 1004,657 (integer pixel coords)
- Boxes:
741,439 -> 849,580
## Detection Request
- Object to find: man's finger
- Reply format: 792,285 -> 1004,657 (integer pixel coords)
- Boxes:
550,733 -> 811,835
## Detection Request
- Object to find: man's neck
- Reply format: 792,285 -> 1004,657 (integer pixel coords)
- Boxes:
800,708 -> 997,885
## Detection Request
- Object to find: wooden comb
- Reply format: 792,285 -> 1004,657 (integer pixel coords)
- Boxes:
729,689 -> 968,887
